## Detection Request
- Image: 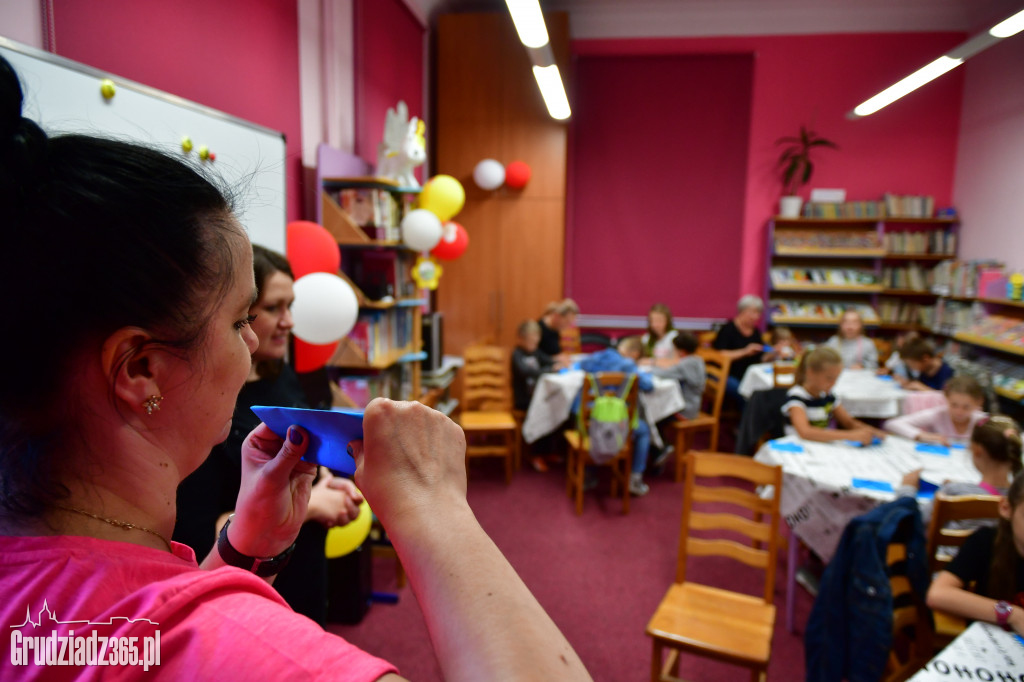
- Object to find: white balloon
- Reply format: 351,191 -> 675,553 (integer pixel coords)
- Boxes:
402,208 -> 443,251
473,159 -> 505,191
291,272 -> 359,344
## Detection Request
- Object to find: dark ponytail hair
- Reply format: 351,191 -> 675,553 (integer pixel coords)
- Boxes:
0,55 -> 239,518
989,469 -> 1024,601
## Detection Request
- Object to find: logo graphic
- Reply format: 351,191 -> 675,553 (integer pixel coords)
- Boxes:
9,601 -> 161,671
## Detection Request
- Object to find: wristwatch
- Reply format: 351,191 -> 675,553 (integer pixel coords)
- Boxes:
217,515 -> 297,577
995,600 -> 1014,630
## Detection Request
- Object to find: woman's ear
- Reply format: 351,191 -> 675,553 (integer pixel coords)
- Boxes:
1000,496 -> 1013,521
100,328 -> 168,415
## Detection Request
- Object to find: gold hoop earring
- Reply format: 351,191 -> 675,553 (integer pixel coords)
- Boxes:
142,395 -> 164,415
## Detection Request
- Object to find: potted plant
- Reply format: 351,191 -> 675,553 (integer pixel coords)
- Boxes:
776,126 -> 838,218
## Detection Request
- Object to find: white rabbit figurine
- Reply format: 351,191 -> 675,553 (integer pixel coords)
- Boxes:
376,101 -> 426,188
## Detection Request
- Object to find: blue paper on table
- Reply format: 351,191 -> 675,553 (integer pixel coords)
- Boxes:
843,436 -> 884,448
250,405 -> 362,475
915,442 -> 951,456
769,440 -> 804,453
951,442 -> 967,450
761,345 -> 774,354
877,374 -> 895,381
916,478 -> 939,500
851,478 -> 894,492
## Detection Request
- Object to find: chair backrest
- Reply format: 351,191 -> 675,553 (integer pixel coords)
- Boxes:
580,372 -> 640,459
463,344 -> 512,411
695,348 -> 730,419
560,326 -> 581,355
884,517 -> 934,680
676,452 -> 782,604
874,337 -> 893,366
697,330 -> 717,349
925,494 -> 1002,574
773,361 -> 797,388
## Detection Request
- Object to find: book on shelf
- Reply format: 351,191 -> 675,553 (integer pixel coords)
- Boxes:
769,299 -> 878,323
345,307 -> 416,364
774,229 -> 882,251
931,260 -> 1005,297
943,344 -> 1024,405
770,267 -> 878,287
801,200 -> 885,219
959,315 -> 1024,349
877,297 -> 934,326
337,363 -> 415,407
883,193 -> 935,219
882,263 -> 932,291
883,229 -> 956,255
334,187 -> 405,241
346,249 -> 418,300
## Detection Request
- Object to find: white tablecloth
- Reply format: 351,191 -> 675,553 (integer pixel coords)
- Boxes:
910,622 -> 1024,680
754,434 -> 981,561
521,370 -> 684,445
738,364 -> 908,418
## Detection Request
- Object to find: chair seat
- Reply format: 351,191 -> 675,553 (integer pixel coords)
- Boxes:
646,582 -> 775,666
460,411 -> 517,430
674,413 -> 716,430
564,429 -> 585,451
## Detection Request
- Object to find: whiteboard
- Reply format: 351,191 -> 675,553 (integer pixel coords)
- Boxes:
0,37 -> 286,253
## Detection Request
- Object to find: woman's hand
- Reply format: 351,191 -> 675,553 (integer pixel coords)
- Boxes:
307,468 -> 364,528
351,398 -> 468,531
230,423 -> 317,558
744,342 -> 764,357
1009,606 -> 1024,636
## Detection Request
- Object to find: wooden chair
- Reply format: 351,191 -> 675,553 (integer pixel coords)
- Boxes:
874,337 -> 894,367
564,371 -> 639,515
459,344 -> 518,483
646,453 -> 782,682
925,493 -> 1002,645
697,330 -> 717,349
671,349 -> 730,482
772,361 -> 796,388
882,518 -> 934,682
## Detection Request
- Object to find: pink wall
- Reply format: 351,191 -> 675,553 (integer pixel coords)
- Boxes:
567,54 -> 753,318
574,32 -> 965,313
953,35 -> 1024,271
51,0 -> 303,222
353,0 -> 425,173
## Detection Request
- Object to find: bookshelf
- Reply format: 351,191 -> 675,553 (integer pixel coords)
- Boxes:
766,216 -> 958,330
318,171 -> 428,407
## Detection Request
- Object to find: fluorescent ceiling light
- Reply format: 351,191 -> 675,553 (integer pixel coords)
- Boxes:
532,65 -> 571,120
990,9 -> 1024,38
852,56 -> 962,117
505,0 -> 549,48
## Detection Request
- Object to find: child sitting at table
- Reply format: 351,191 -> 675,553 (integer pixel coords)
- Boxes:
898,415 -> 1021,523
648,331 -> 705,420
899,336 -> 955,391
825,309 -> 878,370
641,303 -> 678,362
579,336 -> 655,496
767,325 -> 801,361
511,320 -> 562,472
885,375 -> 988,445
926,461 -> 1024,634
782,347 -> 888,445
877,330 -> 918,380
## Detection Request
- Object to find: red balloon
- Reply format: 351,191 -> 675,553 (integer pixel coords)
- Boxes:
293,337 -> 340,373
504,160 -> 531,189
286,221 -> 340,278
430,221 -> 469,261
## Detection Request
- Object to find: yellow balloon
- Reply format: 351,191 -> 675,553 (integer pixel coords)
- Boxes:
324,499 -> 372,558
418,175 -> 465,222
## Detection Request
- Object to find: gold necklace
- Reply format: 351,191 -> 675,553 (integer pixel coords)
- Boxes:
55,505 -> 172,552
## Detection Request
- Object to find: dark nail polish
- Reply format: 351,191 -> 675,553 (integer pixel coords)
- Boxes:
288,427 -> 304,445
346,444 -> 354,457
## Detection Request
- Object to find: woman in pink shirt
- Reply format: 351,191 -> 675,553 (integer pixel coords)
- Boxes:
886,376 -> 988,445
0,56 -> 589,682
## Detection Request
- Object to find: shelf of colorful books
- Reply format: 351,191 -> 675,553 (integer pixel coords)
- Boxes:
771,283 -> 884,293
771,316 -> 881,327
995,386 -> 1024,403
361,297 -> 428,310
952,333 -> 1024,358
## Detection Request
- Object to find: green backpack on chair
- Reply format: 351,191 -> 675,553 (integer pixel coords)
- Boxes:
585,373 -> 636,464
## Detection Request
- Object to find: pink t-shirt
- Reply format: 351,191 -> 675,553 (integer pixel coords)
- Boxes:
0,535 -> 397,681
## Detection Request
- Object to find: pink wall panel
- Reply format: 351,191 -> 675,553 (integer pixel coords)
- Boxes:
353,0 -> 425,173
573,32 -> 965,316
52,0 -> 303,222
568,54 -> 753,318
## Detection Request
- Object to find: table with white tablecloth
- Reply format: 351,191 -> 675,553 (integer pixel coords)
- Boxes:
738,364 -> 914,418
754,434 -> 981,562
909,622 -> 1024,681
520,369 -> 684,446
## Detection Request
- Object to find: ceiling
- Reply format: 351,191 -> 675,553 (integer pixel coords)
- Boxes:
409,0 -> 1024,38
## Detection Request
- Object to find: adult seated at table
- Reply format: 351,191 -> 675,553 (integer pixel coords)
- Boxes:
538,298 -> 579,360
712,294 -> 768,413
927,460 -> 1024,636
578,337 -> 655,496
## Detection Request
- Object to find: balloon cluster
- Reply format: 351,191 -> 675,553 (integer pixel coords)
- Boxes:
472,159 -> 532,191
286,220 -> 358,372
401,175 -> 471,276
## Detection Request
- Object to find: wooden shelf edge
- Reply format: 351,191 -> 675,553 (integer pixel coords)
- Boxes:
772,217 -> 958,224
322,192 -> 372,245
328,342 -> 425,370
881,289 -> 938,296
882,253 -> 955,260
953,333 -> 1024,358
771,316 -> 881,327
771,284 -> 883,293
979,297 -> 1024,309
774,248 -> 887,258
